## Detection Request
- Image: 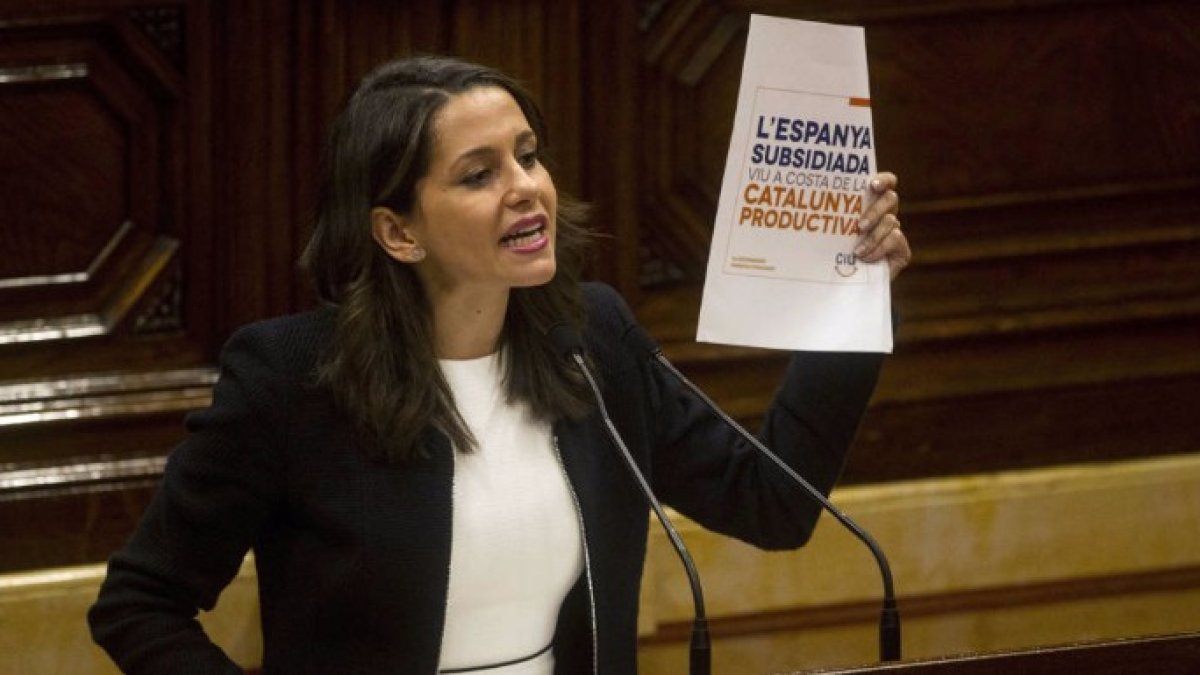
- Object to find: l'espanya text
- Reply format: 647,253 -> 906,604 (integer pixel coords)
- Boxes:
755,116 -> 872,149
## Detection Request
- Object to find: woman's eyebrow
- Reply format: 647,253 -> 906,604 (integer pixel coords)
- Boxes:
448,129 -> 539,168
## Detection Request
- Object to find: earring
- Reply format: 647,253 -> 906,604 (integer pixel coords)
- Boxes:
409,247 -> 426,263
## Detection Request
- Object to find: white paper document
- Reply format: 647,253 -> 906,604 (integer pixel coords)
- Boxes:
697,14 -> 892,353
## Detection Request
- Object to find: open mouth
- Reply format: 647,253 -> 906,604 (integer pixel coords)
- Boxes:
499,222 -> 547,248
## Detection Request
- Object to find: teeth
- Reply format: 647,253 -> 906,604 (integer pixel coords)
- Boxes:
500,224 -> 544,247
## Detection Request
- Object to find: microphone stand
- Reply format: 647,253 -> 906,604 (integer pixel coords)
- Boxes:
635,329 -> 901,662
550,325 -> 711,675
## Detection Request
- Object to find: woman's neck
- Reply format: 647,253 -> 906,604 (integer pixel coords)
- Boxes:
429,286 -> 509,360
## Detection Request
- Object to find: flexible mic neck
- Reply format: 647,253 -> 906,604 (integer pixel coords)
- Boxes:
547,322 -> 711,675
623,323 -> 901,662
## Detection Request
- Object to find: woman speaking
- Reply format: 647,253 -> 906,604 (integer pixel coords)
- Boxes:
89,55 -> 910,674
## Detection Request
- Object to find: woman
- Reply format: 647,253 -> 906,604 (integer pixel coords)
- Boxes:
89,56 -> 910,674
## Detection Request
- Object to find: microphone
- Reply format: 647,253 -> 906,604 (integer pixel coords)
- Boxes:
621,322 -> 902,662
546,322 -> 711,675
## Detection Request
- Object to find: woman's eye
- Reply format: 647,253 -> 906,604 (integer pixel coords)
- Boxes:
518,151 -> 538,169
461,169 -> 491,187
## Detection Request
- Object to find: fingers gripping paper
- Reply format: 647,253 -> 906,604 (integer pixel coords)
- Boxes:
697,15 -> 892,353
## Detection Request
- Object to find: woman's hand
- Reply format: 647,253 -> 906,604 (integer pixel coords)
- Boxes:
855,171 -> 911,280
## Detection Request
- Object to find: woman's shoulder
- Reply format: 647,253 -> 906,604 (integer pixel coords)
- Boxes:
579,282 -> 643,371
221,306 -> 337,378
580,281 -> 634,328
231,306 -> 335,341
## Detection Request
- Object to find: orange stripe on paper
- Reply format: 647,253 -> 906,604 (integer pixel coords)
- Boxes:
848,97 -> 871,107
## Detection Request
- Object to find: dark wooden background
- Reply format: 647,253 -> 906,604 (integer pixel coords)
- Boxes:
1,0 -> 1197,575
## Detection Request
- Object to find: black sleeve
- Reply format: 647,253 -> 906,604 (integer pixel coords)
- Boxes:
87,324 -> 290,674
653,350 -> 882,549
587,283 -> 885,550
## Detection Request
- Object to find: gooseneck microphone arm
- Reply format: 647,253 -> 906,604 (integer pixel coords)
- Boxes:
623,323 -> 901,663
546,323 -> 710,675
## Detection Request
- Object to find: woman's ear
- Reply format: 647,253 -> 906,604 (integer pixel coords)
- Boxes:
370,207 -> 426,263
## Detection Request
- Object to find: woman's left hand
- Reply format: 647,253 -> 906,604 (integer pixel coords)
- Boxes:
855,172 -> 911,280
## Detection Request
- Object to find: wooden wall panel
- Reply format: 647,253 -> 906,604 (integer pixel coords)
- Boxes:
0,1 -> 213,573
629,0 -> 1200,483
0,0 -> 604,573
1,0 -> 1196,575
0,11 -> 191,359
0,1 -> 1197,671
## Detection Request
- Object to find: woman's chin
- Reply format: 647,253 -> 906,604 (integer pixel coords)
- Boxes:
511,260 -> 558,289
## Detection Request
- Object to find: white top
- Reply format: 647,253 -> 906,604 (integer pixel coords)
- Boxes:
436,353 -> 583,674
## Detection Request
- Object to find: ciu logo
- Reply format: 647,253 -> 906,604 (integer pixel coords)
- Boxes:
834,252 -> 858,277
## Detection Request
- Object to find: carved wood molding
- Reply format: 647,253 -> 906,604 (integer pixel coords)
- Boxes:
128,6 -> 185,68
0,366 -> 214,502
0,366 -> 215,430
0,236 -> 179,344
0,62 -> 87,84
132,257 -> 184,334
0,6 -> 191,357
0,456 -> 167,500
0,221 -> 131,292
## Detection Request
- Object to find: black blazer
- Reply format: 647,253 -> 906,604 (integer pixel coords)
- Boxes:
88,282 -> 884,674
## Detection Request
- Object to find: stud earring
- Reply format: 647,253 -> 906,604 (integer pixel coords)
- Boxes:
409,247 -> 426,263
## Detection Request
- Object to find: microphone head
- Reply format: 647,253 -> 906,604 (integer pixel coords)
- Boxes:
546,321 -> 584,360
622,322 -> 662,359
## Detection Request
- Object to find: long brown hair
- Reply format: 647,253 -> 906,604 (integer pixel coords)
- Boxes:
301,56 -> 593,462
